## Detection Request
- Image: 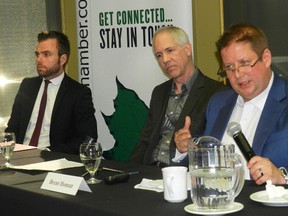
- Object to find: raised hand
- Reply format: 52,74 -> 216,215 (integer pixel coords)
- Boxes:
174,116 -> 192,153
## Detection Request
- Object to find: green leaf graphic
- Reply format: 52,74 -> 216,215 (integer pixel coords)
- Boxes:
102,77 -> 148,161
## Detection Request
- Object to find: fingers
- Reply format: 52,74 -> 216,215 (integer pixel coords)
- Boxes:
174,116 -> 192,153
251,167 -> 265,185
183,116 -> 191,130
174,130 -> 191,152
248,156 -> 266,184
175,116 -> 191,140
248,157 -> 283,185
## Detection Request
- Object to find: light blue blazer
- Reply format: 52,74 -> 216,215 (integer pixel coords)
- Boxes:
204,73 -> 288,169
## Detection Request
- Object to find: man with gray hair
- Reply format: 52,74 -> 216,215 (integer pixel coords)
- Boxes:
130,26 -> 226,167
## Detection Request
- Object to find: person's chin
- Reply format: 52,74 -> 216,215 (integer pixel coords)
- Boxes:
37,71 -> 48,78
165,68 -> 177,76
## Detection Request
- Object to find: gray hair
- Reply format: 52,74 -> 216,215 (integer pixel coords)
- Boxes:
152,26 -> 190,50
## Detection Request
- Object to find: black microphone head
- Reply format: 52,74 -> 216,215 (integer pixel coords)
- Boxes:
227,122 -> 242,137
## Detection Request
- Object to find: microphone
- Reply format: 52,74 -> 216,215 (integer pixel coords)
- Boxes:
227,122 -> 256,161
104,171 -> 140,185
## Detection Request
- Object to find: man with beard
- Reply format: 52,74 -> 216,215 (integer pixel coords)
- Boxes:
5,31 -> 97,154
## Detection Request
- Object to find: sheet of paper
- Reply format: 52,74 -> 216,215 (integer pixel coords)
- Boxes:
134,178 -> 164,192
13,144 -> 37,152
10,158 -> 83,171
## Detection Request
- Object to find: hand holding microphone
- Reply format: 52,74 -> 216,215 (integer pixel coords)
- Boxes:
227,122 -> 268,182
227,122 -> 256,162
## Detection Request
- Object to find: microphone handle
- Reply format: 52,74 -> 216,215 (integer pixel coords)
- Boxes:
104,173 -> 130,185
233,132 -> 256,161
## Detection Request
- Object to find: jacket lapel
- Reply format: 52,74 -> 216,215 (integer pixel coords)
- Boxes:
170,72 -> 207,161
209,93 -> 237,140
253,75 -> 287,154
175,72 -> 205,131
51,74 -> 69,121
22,77 -> 43,131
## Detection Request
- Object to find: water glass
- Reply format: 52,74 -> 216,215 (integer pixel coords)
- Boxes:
0,132 -> 16,168
80,141 -> 102,184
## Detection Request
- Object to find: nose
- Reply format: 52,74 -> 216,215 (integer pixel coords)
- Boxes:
232,69 -> 245,79
36,54 -> 43,63
162,53 -> 170,63
229,65 -> 249,79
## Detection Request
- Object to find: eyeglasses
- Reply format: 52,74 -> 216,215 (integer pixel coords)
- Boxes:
223,55 -> 262,74
218,50 -> 265,78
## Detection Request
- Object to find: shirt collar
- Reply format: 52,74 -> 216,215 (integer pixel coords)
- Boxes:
43,72 -> 65,86
237,72 -> 274,110
171,68 -> 199,95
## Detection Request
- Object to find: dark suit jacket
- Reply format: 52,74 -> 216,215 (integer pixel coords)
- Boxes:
130,69 -> 227,165
204,73 -> 288,169
6,74 -> 98,154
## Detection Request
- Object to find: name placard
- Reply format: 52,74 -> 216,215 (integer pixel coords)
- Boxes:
41,172 -> 92,195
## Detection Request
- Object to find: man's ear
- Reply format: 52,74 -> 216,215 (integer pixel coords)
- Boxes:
60,54 -> 68,66
262,48 -> 272,68
184,43 -> 192,56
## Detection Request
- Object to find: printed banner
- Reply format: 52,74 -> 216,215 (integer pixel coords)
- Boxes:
75,0 -> 193,160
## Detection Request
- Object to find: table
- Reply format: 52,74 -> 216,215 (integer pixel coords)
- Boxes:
0,149 -> 287,216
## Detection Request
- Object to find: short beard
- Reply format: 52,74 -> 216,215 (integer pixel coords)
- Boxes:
39,67 -> 61,78
37,59 -> 62,78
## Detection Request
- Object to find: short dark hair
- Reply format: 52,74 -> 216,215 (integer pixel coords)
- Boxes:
37,31 -> 70,58
216,23 -> 268,58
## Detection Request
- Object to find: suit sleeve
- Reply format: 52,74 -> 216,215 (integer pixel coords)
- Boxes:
5,78 -> 29,143
49,85 -> 98,154
129,87 -> 160,164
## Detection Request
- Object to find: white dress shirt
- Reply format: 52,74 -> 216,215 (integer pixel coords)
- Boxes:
23,73 -> 64,150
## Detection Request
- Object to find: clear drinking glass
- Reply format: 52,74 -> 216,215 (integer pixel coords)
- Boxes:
0,132 -> 16,168
80,140 -> 102,184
